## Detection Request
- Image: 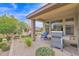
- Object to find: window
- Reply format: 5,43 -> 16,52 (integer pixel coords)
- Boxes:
53,25 -> 63,31
65,17 -> 74,35
51,20 -> 63,31
65,25 -> 74,35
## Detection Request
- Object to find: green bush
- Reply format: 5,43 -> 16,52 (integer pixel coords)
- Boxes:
0,43 -> 6,48
0,43 -> 10,51
0,43 -> 3,48
36,47 -> 54,56
6,37 -> 11,41
0,38 -> 2,42
25,36 -> 32,47
2,38 -> 7,43
1,45 -> 10,51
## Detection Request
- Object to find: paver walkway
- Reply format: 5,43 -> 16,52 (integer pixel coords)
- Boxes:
9,39 -> 35,56
9,36 -> 51,56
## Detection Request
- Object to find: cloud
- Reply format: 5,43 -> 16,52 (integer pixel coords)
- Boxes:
9,12 -> 27,21
11,3 -> 17,9
11,13 -> 26,16
0,7 -> 9,12
25,9 -> 37,16
0,3 -> 17,14
25,3 -> 47,16
0,7 -> 10,16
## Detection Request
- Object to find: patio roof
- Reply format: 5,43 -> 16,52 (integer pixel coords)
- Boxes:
26,3 -> 79,21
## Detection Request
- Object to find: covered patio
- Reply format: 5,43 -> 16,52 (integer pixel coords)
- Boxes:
27,3 -> 79,55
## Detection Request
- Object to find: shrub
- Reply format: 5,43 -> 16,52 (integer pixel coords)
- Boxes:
1,43 -> 10,51
25,36 -> 32,47
2,38 -> 7,43
0,43 -> 10,51
36,47 -> 54,56
0,38 -> 2,42
6,36 -> 11,41
0,43 -> 3,48
0,43 -> 7,48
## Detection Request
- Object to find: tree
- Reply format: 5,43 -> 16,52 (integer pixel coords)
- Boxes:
0,15 -> 20,35
17,21 -> 28,34
0,15 -> 30,38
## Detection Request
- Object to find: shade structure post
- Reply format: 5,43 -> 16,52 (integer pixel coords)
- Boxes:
31,20 -> 36,41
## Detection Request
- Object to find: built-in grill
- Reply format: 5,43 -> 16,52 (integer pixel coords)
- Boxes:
51,31 -> 63,50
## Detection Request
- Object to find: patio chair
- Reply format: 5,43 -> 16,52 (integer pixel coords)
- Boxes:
41,31 -> 49,40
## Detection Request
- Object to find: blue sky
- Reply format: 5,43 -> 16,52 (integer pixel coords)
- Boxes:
0,3 -> 44,27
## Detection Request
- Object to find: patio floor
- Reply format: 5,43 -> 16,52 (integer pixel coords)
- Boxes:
8,35 -> 79,56
0,49 -> 9,56
9,36 -> 51,56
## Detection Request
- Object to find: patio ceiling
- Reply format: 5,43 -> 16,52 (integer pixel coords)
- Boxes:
27,3 -> 79,22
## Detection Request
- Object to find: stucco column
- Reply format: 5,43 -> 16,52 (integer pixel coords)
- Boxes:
43,22 -> 46,32
49,21 -> 52,35
62,18 -> 65,36
31,20 -> 35,41
77,15 -> 79,53
74,15 -> 78,43
74,15 -> 79,54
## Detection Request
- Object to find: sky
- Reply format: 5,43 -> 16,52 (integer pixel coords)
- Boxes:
0,3 -> 44,28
